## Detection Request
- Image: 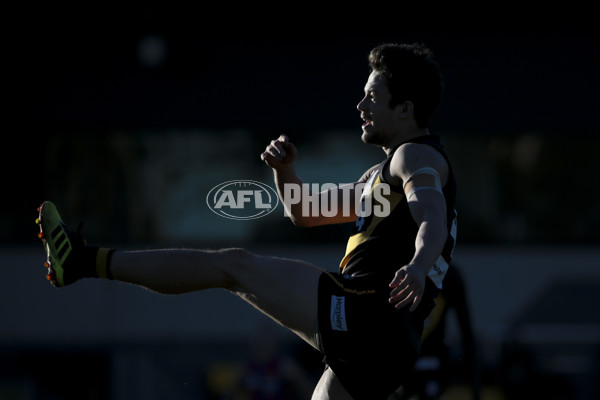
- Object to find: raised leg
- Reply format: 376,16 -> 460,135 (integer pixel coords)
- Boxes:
36,201 -> 345,396
110,247 -> 324,349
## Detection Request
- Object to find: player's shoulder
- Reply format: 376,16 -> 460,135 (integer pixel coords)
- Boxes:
394,141 -> 447,168
391,142 -> 448,180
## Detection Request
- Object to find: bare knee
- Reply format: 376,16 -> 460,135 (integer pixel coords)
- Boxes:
216,247 -> 258,291
312,368 -> 353,400
217,247 -> 256,268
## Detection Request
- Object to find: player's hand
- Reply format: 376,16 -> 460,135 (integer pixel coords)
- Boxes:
388,264 -> 428,312
261,135 -> 298,169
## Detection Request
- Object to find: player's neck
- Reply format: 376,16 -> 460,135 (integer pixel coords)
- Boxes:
383,128 -> 430,156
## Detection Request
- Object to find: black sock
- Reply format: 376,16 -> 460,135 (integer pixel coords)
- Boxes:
64,246 -> 115,284
95,247 -> 115,280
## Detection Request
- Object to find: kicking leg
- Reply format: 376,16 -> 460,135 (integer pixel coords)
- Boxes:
37,201 -> 323,348
111,248 -> 324,349
37,201 -> 353,398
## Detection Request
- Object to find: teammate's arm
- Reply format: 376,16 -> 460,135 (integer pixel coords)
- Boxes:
261,135 -> 358,227
388,143 -> 449,311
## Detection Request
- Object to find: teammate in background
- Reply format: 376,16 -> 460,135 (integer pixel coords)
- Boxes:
36,43 -> 457,399
393,264 -> 480,400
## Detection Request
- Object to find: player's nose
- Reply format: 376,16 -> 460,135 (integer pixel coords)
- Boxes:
356,96 -> 368,112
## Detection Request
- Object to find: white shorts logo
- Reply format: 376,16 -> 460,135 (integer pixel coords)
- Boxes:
330,295 -> 348,331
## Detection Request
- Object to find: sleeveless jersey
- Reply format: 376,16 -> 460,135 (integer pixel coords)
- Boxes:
339,135 -> 457,289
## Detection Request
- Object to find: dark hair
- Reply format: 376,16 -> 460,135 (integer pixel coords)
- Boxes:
368,43 -> 443,128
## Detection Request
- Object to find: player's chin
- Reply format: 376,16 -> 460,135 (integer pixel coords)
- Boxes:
361,129 -> 379,145
360,127 -> 370,141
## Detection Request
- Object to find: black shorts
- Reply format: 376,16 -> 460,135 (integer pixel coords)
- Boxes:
316,271 -> 439,400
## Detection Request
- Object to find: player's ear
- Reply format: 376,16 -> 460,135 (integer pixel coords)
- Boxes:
395,101 -> 414,120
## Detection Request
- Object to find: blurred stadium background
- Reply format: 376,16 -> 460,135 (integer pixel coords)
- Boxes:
2,10 -> 599,400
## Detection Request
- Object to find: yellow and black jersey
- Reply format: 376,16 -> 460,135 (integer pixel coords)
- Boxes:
339,135 -> 457,289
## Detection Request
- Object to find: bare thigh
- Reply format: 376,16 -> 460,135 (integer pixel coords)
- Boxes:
224,249 -> 324,349
112,248 -> 325,349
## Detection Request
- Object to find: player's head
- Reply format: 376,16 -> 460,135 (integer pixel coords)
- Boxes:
368,43 -> 443,129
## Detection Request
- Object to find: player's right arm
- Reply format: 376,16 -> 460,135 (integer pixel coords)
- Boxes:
261,135 -> 358,227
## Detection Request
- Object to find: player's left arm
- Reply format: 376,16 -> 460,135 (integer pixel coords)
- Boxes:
388,143 -> 449,311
